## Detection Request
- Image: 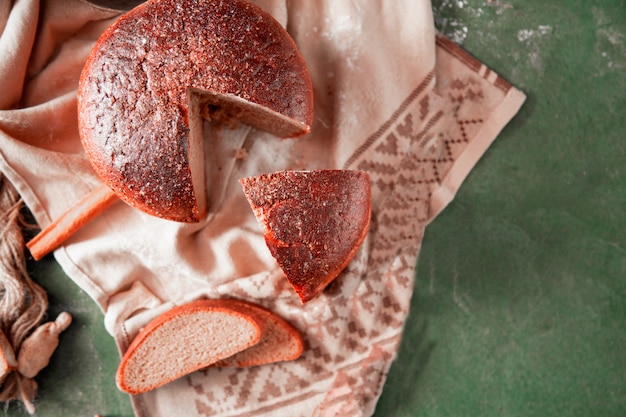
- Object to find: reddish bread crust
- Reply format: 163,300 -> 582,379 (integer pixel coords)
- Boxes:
78,0 -> 314,222
212,299 -> 304,367
116,299 -> 264,395
240,170 -> 372,302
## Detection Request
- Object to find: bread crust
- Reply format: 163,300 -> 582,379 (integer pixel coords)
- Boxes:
240,170 -> 372,302
212,299 -> 304,367
78,0 -> 314,222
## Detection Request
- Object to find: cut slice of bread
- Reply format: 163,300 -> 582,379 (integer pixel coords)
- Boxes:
240,170 -> 372,303
116,299 -> 264,395
211,299 -> 304,367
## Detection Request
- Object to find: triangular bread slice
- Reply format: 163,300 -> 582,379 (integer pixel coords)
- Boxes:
211,299 -> 304,367
240,170 -> 371,302
116,299 -> 264,395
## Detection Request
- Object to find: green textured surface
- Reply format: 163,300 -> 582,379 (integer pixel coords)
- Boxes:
7,260 -> 130,417
375,0 -> 626,416
13,0 -> 626,416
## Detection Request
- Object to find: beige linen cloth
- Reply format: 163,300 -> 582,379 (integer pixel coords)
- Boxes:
0,0 -> 525,415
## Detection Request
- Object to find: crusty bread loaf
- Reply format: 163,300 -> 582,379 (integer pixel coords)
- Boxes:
212,299 -> 304,367
240,170 -> 372,302
78,0 -> 314,223
116,299 -> 264,395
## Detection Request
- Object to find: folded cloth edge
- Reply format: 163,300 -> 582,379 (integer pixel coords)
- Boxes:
428,33 -> 527,222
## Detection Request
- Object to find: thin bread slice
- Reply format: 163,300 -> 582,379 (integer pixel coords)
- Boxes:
116,299 -> 264,395
240,170 -> 372,302
212,300 -> 304,367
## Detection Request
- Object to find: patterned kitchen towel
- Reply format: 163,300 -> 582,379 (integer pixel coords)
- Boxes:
0,0 -> 525,416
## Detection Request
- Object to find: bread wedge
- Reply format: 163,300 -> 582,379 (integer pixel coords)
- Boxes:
240,170 -> 372,302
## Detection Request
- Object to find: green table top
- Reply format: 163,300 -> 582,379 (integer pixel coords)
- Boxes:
9,0 -> 625,415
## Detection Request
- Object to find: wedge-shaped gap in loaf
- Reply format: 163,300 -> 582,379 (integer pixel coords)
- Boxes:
188,87 -> 311,140
186,87 -> 313,219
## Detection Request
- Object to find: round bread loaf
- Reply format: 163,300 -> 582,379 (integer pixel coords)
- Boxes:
78,0 -> 314,222
240,170 -> 372,302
